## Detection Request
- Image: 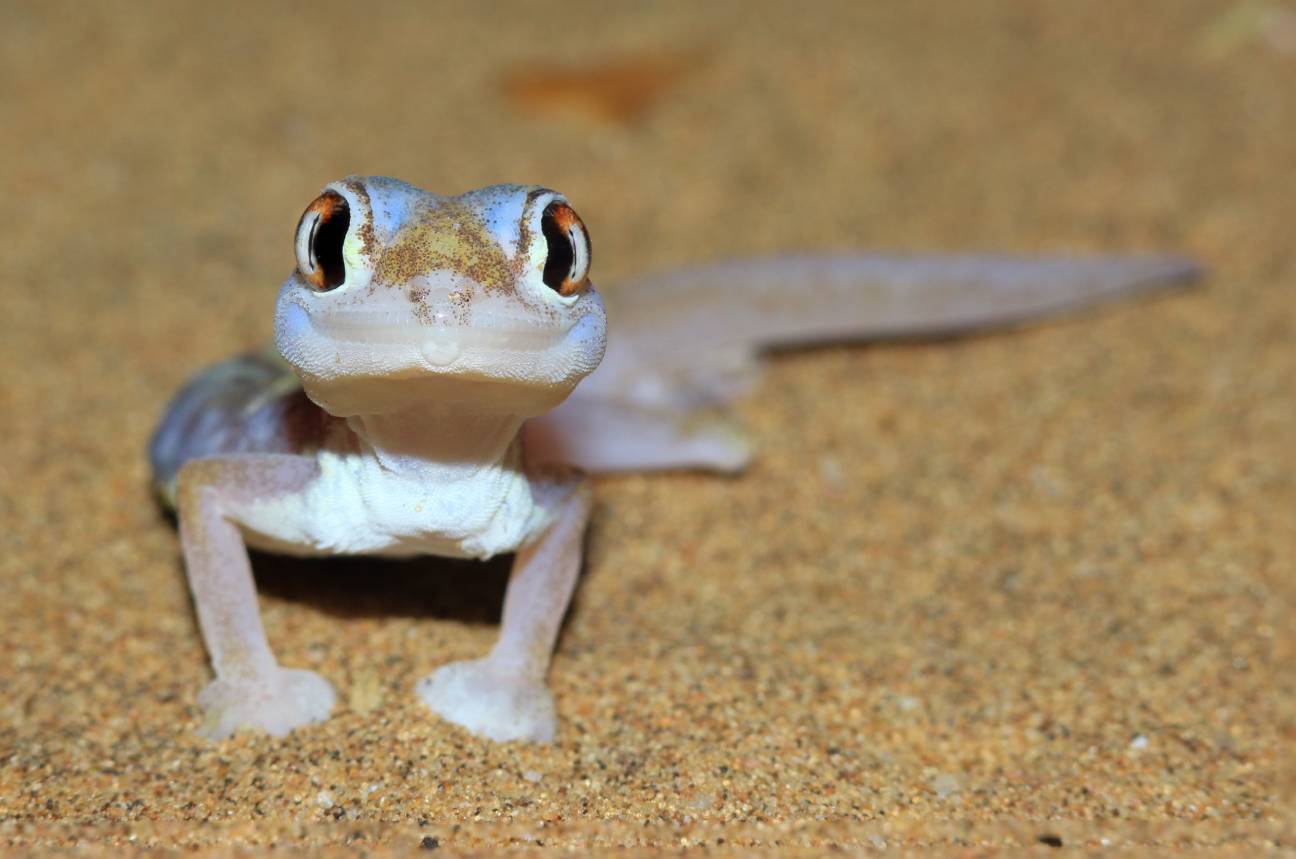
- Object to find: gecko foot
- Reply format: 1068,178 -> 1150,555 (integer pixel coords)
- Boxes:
196,668 -> 336,740
416,658 -> 556,743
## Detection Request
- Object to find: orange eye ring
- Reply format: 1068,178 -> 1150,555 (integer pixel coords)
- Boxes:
294,190 -> 350,291
540,201 -> 591,297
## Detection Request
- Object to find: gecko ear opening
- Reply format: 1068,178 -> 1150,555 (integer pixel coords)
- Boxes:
294,191 -> 350,291
541,201 -> 591,297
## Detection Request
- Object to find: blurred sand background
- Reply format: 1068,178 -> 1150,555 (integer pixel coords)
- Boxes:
1,0 -> 1293,852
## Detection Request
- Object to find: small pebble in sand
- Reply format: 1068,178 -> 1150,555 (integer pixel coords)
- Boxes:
930,772 -> 962,799
688,793 -> 715,811
896,695 -> 921,712
1130,735 -> 1150,750
818,456 -> 845,489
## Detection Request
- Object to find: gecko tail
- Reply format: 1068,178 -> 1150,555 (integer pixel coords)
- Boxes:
531,252 -> 1201,474
604,252 -> 1202,352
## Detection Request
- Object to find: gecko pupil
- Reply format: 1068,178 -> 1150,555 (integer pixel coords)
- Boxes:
313,196 -> 350,290
541,203 -> 575,291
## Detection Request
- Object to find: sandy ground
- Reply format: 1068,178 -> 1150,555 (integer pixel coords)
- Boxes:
1,0 -> 1293,853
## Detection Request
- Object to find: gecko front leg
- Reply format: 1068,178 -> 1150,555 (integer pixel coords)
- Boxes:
176,455 -> 336,739
417,479 -> 592,743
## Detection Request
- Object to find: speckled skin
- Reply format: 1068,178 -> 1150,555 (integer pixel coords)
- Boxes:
150,175 -> 1197,745
153,177 -> 606,742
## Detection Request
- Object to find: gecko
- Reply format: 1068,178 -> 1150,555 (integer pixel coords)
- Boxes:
149,176 -> 1198,743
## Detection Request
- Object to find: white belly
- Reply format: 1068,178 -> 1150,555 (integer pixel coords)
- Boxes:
236,442 -> 550,561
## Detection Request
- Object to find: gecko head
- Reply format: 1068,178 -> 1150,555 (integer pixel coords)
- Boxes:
274,176 -> 607,417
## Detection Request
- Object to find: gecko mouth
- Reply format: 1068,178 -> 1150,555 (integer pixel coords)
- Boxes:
285,296 -> 598,361
310,310 -> 573,350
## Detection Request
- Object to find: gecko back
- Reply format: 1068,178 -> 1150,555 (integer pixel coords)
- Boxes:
148,348 -> 324,506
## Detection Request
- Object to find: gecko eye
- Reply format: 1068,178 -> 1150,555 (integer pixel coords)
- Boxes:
294,190 -> 350,291
541,201 -> 591,297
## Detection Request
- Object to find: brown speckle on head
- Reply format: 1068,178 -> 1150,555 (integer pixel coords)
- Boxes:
517,187 -> 552,262
407,286 -> 434,324
373,198 -> 519,298
342,178 -> 378,258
